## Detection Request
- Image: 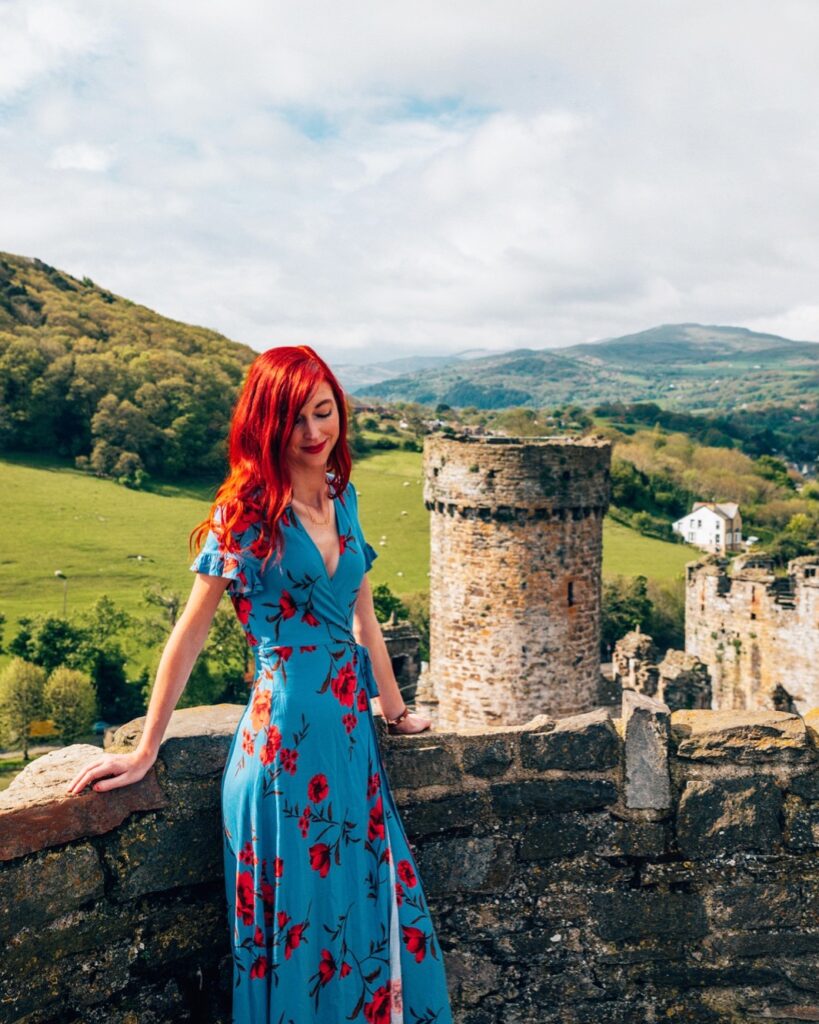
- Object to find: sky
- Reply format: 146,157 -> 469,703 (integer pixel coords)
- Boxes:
2,0 -> 819,363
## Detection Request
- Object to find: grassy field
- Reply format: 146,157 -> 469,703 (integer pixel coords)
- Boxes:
0,449 -> 694,661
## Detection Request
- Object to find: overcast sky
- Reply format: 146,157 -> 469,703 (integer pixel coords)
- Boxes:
2,1 -> 818,362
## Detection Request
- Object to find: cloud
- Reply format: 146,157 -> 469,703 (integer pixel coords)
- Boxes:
1,0 -> 818,361
50,143 -> 114,173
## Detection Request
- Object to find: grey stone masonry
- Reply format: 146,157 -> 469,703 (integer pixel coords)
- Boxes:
2,701 -> 819,1023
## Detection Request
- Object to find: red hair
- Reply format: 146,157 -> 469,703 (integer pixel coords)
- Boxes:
189,344 -> 352,572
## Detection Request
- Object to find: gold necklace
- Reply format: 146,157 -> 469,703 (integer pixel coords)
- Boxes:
291,488 -> 331,526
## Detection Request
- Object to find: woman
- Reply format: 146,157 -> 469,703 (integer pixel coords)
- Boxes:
66,345 -> 454,1024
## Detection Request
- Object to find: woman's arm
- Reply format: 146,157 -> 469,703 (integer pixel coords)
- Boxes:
352,575 -> 405,722
352,575 -> 431,733
65,573 -> 229,794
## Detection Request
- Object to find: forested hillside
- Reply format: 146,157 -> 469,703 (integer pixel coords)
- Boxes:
0,253 -> 256,482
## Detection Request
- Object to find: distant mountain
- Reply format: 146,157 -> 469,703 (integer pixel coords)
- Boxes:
353,323 -> 819,411
332,349 -> 495,392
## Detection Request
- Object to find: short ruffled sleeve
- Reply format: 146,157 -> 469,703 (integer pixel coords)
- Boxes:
189,504 -> 264,596
347,481 -> 379,574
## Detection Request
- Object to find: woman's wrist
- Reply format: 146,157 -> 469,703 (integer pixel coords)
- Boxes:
385,705 -> 410,727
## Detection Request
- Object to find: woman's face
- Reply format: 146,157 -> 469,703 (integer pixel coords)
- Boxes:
285,380 -> 340,473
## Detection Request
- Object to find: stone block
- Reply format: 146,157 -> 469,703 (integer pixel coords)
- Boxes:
791,770 -> 819,801
490,778 -> 617,818
416,835 -> 515,895
115,704 -> 244,777
382,740 -> 461,789
706,882 -> 802,930
461,735 -> 516,778
622,689 -> 671,810
101,806 -> 223,899
397,789 -> 493,838
671,709 -> 811,762
676,775 -> 783,858
593,890 -> 708,942
0,842 -> 105,943
0,745 -> 169,861
519,707 -> 619,772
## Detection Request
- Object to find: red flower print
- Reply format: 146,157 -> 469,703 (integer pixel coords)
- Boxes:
367,772 -> 381,798
241,728 -> 255,755
357,687 -> 369,711
279,591 -> 297,619
402,925 -> 427,963
318,948 -> 336,986
309,842 -> 332,878
239,840 -> 257,866
380,845 -> 391,865
300,644 -> 316,652
342,712 -> 358,734
285,922 -> 306,959
250,954 -> 268,979
273,856 -> 284,878
339,534 -> 348,555
298,805 -> 312,837
364,981 -> 392,1024
308,773 -> 329,803
232,593 -> 252,625
279,646 -> 293,661
236,871 -> 255,926
302,608 -> 320,627
340,961 -> 352,978
395,882 -> 404,906
253,925 -> 265,946
246,631 -> 259,646
277,909 -> 290,929
331,662 -> 357,707
368,795 -> 385,841
261,879 -> 275,926
250,689 -> 272,732
397,859 -> 417,888
280,747 -> 299,774
259,724 -> 282,766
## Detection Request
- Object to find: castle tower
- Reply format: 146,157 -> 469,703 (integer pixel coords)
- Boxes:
423,434 -> 612,729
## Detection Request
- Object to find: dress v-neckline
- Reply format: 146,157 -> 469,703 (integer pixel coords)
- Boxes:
289,488 -> 342,584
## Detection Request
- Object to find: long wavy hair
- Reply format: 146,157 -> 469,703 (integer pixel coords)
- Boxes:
189,345 -> 352,573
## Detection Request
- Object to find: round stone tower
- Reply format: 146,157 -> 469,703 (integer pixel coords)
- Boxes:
423,434 -> 612,729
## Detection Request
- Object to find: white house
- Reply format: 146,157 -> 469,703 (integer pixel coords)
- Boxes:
673,501 -> 743,555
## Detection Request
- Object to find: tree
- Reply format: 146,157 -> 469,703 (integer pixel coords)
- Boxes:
601,575 -> 653,657
0,658 -> 47,760
44,666 -> 97,743
371,583 -> 408,625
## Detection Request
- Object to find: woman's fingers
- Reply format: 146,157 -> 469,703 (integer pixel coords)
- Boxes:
66,757 -> 129,794
66,760 -> 105,794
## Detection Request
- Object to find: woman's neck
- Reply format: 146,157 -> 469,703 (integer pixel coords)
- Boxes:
290,467 -> 331,507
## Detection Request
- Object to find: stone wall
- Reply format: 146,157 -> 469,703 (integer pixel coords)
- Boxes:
423,434 -> 612,729
686,554 -> 819,713
3,699 -> 819,1024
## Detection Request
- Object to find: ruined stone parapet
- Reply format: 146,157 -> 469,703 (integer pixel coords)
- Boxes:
657,648 -> 712,709
423,433 -> 612,728
3,702 -> 819,1022
686,553 -> 819,713
612,630 -> 660,695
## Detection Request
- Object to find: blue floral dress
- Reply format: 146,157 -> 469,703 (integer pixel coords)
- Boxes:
190,476 -> 453,1024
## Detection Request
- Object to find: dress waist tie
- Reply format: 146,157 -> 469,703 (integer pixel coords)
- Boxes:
254,638 -> 380,700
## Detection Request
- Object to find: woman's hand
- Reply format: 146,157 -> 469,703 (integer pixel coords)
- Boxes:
387,710 -> 432,735
65,749 -> 157,796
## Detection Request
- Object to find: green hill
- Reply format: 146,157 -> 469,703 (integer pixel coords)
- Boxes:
0,252 -> 256,481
